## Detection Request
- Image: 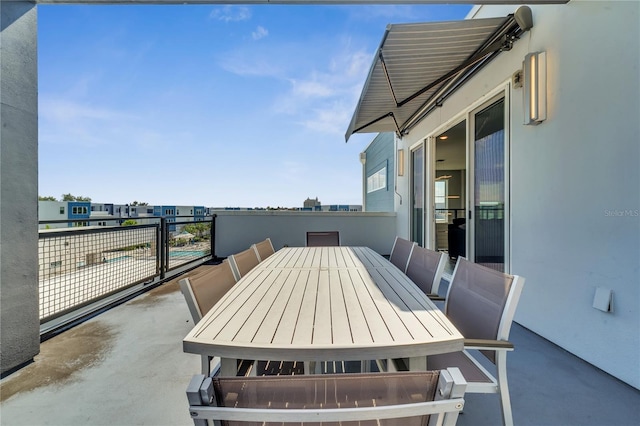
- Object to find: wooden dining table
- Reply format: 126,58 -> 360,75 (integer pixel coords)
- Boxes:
183,246 -> 463,376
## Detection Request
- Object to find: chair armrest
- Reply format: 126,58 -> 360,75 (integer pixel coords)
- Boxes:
427,294 -> 446,301
464,339 -> 514,350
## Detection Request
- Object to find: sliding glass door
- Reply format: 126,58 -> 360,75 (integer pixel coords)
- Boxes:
421,92 -> 509,272
411,145 -> 424,246
470,97 -> 507,272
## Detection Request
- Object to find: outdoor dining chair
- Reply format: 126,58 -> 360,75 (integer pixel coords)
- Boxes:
179,261 -> 237,324
228,247 -> 260,281
306,231 -> 340,247
187,368 -> 467,426
251,237 -> 275,262
405,245 -> 448,301
425,257 -> 525,426
179,261 -> 240,375
389,236 -> 416,272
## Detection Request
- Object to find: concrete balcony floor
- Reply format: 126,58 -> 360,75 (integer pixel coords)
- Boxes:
1,264 -> 638,426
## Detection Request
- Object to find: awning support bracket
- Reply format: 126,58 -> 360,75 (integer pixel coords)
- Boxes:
379,53 -> 399,106
352,112 -> 401,137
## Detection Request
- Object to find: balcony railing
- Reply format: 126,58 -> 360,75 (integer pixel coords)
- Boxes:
38,210 -> 396,337
38,216 -> 214,332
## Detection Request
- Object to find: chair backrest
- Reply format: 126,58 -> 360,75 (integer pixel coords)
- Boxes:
406,245 -> 448,296
179,261 -> 237,322
389,236 -> 416,272
187,368 -> 466,425
445,257 -> 525,363
252,238 -> 275,262
228,247 -> 261,280
306,231 -> 340,247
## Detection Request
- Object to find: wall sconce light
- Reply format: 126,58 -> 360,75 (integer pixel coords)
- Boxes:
523,51 -> 546,125
359,152 -> 366,165
397,149 -> 405,176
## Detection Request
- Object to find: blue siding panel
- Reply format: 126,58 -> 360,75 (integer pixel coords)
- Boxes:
364,133 -> 395,212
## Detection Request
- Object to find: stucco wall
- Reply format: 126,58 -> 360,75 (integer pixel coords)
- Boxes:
0,1 -> 40,375
397,0 -> 639,388
213,211 -> 397,257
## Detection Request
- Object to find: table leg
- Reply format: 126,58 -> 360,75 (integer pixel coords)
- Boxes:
220,358 -> 238,376
200,355 -> 210,375
409,356 -> 427,371
304,361 -> 319,375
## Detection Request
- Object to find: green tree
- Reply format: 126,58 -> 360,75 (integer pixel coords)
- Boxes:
183,223 -> 210,238
121,219 -> 138,226
62,193 -> 91,201
38,195 -> 57,201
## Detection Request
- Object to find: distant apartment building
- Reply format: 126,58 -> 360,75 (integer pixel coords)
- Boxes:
303,197 -> 321,209
39,201 -> 207,231
301,197 -> 362,212
209,203 -> 362,212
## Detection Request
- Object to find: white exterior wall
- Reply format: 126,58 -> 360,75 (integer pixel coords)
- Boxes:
175,205 -> 192,216
38,201 -> 68,228
396,0 -> 639,388
214,210 -> 397,257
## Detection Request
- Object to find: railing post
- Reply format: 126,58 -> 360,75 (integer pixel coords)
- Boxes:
210,214 -> 217,261
160,217 -> 167,279
154,220 -> 161,279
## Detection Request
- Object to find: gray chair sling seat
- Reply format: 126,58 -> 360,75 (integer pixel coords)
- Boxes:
179,261 -> 238,324
306,231 -> 340,247
187,368 -> 466,426
405,245 -> 448,301
228,247 -> 260,281
252,360 -> 306,376
252,237 -> 275,261
389,236 -> 416,272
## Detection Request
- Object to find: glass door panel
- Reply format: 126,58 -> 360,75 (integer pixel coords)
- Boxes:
435,121 -> 467,257
472,98 -> 506,272
411,146 -> 424,246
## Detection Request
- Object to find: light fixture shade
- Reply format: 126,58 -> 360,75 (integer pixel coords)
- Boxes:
397,149 -> 405,176
523,51 -> 547,125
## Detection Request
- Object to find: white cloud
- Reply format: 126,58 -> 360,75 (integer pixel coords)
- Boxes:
252,26 -> 268,40
38,96 -> 195,151
299,102 -> 354,137
39,97 -> 133,146
209,6 -> 252,22
290,76 -> 335,98
276,45 -> 372,135
219,57 -> 283,78
40,97 -> 127,123
218,34 -> 372,136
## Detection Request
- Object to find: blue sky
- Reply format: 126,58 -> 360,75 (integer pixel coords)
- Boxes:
38,4 -> 471,208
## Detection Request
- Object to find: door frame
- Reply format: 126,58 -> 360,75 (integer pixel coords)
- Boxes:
422,83 -> 511,272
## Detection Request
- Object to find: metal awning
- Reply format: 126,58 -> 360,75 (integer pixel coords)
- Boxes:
345,11 -> 531,141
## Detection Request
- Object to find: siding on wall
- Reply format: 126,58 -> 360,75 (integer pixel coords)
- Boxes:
364,133 -> 395,212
